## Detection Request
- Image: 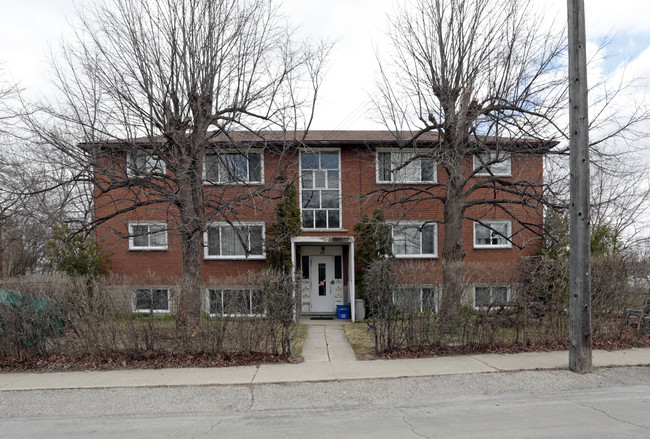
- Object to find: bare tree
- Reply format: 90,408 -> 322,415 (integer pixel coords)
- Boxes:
0,66 -> 24,278
24,0 -> 330,324
372,0 -> 565,317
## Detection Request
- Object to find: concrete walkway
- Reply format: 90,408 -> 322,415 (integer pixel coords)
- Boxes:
301,321 -> 356,363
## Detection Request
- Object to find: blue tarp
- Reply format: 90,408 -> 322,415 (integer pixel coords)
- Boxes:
0,288 -> 67,347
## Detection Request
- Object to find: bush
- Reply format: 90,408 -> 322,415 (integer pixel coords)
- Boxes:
0,270 -> 302,361
358,254 -> 646,356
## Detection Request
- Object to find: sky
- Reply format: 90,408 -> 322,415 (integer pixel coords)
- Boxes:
1,0 -> 649,131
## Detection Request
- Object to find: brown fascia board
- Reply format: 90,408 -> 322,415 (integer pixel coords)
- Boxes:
79,130 -> 556,153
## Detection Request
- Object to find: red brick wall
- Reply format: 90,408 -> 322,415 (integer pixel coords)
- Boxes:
94,144 -> 543,287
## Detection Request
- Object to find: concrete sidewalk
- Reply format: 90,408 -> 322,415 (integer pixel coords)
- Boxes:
1,348 -> 648,392
0,320 -> 648,391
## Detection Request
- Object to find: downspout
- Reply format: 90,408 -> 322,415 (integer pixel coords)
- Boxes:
349,238 -> 356,322
291,238 -> 298,323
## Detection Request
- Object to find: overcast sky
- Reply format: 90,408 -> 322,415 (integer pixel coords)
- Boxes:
1,0 -> 649,130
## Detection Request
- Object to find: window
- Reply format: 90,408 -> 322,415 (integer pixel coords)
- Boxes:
204,223 -> 265,259
377,149 -> 436,183
474,285 -> 511,308
474,220 -> 512,248
300,150 -> 341,229
474,151 -> 511,176
390,222 -> 438,258
394,286 -> 439,313
204,151 -> 263,184
127,151 -> 165,176
207,288 -> 264,316
128,222 -> 168,250
134,288 -> 170,313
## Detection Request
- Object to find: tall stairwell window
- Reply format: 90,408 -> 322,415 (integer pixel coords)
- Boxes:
300,150 -> 341,229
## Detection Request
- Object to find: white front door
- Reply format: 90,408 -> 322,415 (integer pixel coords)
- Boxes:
310,256 -> 335,313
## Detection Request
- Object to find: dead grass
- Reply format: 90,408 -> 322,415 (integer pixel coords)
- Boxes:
343,323 -> 375,360
344,319 -> 650,360
291,324 -> 308,357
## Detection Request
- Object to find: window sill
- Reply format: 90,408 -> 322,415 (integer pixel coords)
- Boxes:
133,309 -> 170,314
204,256 -> 266,261
473,304 -> 514,310
203,181 -> 264,186
473,173 -> 512,178
394,255 -> 439,259
208,313 -> 266,318
301,228 -> 349,233
376,181 -> 437,185
128,247 -> 168,252
473,245 -> 512,250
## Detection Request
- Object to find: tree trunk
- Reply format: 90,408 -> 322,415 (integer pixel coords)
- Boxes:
440,162 -> 466,319
178,226 -> 203,326
176,157 -> 205,327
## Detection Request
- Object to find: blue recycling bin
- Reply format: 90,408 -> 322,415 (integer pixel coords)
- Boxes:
336,304 -> 350,319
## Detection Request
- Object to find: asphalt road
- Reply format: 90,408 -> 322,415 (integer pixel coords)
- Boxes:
1,367 -> 649,438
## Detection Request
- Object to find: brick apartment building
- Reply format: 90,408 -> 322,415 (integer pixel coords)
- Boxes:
92,131 -> 545,321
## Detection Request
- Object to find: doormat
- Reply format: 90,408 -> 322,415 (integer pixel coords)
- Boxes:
310,316 -> 334,320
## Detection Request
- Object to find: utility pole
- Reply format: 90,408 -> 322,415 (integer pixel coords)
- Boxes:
567,0 -> 592,373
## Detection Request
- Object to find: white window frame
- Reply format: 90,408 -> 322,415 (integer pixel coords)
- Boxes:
133,287 -> 170,313
473,285 -> 512,309
473,220 -> 512,249
127,151 -> 166,176
393,285 -> 440,313
203,150 -> 264,185
299,148 -> 343,230
390,222 -> 438,258
206,287 -> 265,317
203,222 -> 266,260
128,222 -> 168,251
376,148 -> 437,184
473,151 -> 512,176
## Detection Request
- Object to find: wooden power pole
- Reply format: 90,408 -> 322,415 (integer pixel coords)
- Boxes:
567,0 -> 592,373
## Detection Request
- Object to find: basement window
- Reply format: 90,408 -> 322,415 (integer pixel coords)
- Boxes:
206,287 -> 265,317
474,285 -> 511,308
134,288 -> 170,313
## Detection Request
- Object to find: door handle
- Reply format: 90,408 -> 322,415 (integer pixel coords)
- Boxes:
330,280 -> 335,285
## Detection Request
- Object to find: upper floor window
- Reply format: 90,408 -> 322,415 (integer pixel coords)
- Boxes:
134,288 -> 170,313
204,151 -> 263,184
377,149 -> 436,183
300,150 -> 341,229
127,151 -> 165,176
391,222 -> 438,258
474,285 -> 511,308
128,222 -> 168,251
474,151 -> 511,176
474,220 -> 511,249
204,222 -> 265,259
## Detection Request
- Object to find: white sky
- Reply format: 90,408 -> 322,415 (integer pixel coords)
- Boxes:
1,0 -> 649,130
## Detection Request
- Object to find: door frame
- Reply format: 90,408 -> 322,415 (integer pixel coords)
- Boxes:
291,237 -> 356,321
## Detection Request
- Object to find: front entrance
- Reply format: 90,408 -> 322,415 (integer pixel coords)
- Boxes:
309,256 -> 335,313
293,238 -> 356,320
